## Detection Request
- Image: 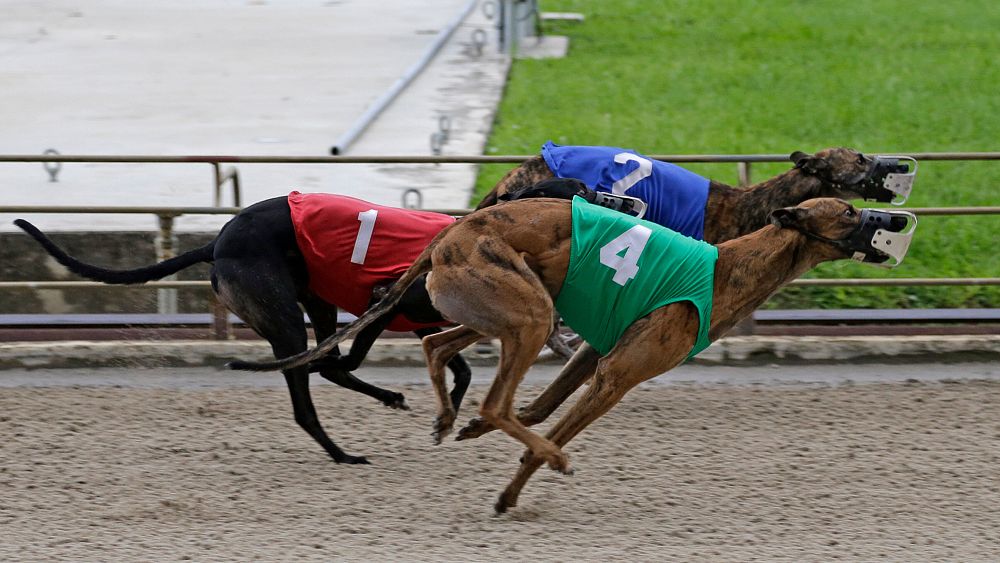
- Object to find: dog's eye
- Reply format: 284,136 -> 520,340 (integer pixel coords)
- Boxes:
843,208 -> 856,217
857,154 -> 866,164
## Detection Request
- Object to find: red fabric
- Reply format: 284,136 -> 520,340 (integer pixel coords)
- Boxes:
287,191 -> 455,332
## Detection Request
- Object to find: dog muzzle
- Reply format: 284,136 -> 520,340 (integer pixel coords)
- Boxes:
863,156 -> 918,206
808,208 -> 918,268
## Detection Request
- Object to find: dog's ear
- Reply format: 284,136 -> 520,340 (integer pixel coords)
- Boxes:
791,151 -> 828,175
769,207 -> 804,228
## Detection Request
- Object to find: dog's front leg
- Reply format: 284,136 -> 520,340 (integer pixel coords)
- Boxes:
495,313 -> 694,512
283,370 -> 370,465
542,309 -> 581,360
301,297 -> 408,409
310,308 -> 395,373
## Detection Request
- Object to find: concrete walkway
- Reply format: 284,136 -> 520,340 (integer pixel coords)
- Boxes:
3,335 -> 999,370
0,0 -> 509,232
2,360 -> 999,388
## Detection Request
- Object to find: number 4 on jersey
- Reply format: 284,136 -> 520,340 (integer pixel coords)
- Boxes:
599,224 -> 652,285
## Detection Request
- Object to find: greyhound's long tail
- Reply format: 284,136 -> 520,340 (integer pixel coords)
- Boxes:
14,219 -> 214,284
227,245 -> 438,372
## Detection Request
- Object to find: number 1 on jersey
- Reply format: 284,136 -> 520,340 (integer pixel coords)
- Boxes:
351,209 -> 378,264
599,224 -> 652,285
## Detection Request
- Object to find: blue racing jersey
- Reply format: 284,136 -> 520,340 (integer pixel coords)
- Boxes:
541,141 -> 710,240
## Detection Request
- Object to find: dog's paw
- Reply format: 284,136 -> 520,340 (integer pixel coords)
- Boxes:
455,416 -> 493,441
495,490 -> 518,514
432,413 -> 456,445
383,393 -> 410,411
336,453 -> 371,465
547,451 -> 573,475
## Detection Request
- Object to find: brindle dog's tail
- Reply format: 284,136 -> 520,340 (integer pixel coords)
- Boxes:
227,244 -> 438,372
14,219 -> 215,285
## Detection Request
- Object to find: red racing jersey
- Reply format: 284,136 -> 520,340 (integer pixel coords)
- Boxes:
287,191 -> 456,332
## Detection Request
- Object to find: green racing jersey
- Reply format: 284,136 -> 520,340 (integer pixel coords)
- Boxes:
554,197 -> 719,358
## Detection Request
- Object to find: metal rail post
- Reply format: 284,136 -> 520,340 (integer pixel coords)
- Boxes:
212,162 -> 241,207
733,159 -> 756,333
155,214 -> 179,315
737,161 -> 752,187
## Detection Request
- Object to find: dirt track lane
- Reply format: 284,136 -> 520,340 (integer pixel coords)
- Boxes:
2,375 -> 1000,560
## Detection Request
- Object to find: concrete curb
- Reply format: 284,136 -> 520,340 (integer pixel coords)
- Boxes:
2,335 -> 999,370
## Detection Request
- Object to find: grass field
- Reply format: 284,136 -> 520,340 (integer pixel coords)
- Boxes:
472,0 -> 999,308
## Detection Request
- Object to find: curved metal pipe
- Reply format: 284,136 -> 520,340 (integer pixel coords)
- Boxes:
329,0 -> 479,155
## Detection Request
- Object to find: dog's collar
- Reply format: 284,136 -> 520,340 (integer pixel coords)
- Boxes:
585,192 -> 647,219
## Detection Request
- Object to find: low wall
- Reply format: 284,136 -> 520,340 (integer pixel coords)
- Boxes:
0,232 -> 216,314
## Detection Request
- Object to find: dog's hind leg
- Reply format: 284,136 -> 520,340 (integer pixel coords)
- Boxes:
300,295 -> 408,410
479,325 -> 571,473
414,326 -> 473,413
427,255 -> 569,471
421,325 -> 483,442
456,342 -> 600,441
213,259 -> 369,464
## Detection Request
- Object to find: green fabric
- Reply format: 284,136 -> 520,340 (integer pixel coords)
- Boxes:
555,196 -> 719,358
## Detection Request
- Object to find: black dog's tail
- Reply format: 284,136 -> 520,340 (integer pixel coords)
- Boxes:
227,240 -> 439,372
14,219 -> 215,285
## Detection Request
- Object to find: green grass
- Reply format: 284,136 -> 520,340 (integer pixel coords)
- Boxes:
473,0 -> 1000,308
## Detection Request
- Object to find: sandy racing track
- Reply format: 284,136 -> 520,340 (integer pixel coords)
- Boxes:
2,375 -> 999,560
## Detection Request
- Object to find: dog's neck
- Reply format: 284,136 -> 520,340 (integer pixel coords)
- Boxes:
707,225 -> 827,340
703,169 -> 823,244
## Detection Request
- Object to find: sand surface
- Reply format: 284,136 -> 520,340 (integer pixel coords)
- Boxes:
2,380 -> 999,561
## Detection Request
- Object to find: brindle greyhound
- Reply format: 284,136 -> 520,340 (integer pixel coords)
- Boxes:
229,196 -> 915,512
476,147 -> 908,245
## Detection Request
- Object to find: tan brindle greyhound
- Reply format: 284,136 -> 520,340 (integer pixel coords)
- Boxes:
230,196 -> 916,513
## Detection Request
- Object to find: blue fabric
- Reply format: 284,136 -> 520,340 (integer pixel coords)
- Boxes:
541,141 -> 710,240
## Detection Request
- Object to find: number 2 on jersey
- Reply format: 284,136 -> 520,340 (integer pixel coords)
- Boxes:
612,152 -> 653,194
599,224 -> 652,285
351,209 -> 378,264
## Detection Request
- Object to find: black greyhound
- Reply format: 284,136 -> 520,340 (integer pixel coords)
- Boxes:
15,196 -> 471,464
